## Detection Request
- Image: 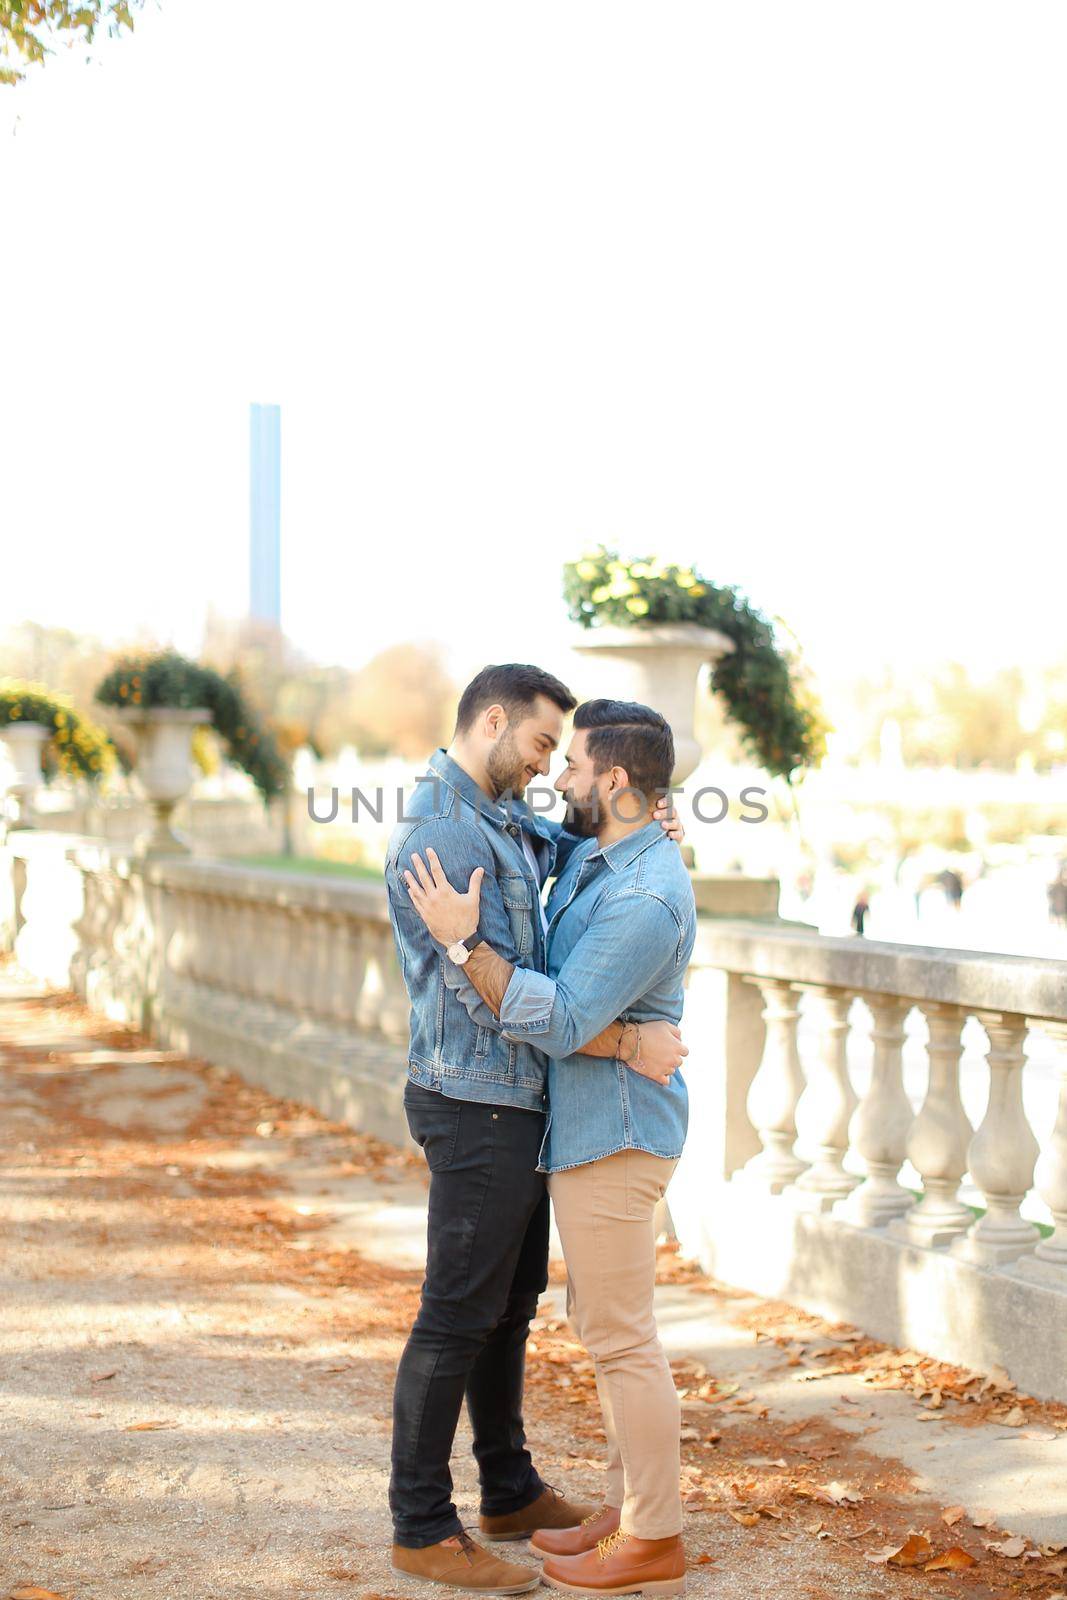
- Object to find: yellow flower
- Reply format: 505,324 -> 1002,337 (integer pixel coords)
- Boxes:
609,577 -> 637,598
626,597 -> 650,616
688,583 -> 707,597
606,560 -> 627,577
55,711 -> 67,725
591,584 -> 613,603
630,562 -> 652,578
674,570 -> 696,588
575,560 -> 600,581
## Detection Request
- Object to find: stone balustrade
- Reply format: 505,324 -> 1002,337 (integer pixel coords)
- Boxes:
1,832 -> 412,1145
3,833 -> 1067,1397
668,920 -> 1067,1399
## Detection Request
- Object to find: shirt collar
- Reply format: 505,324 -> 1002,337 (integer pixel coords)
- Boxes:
425,748 -> 556,841
588,819 -> 667,873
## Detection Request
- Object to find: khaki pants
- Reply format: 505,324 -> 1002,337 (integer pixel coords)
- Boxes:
548,1148 -> 681,1540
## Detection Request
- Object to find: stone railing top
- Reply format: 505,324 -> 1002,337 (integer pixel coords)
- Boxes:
61,838 -> 394,924
694,917 -> 1067,1026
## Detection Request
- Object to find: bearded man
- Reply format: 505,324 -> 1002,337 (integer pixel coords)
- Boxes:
384,668 -> 687,1594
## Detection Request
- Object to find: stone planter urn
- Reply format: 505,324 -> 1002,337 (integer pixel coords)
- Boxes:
570,623 -> 735,783
0,720 -> 51,829
111,706 -> 212,857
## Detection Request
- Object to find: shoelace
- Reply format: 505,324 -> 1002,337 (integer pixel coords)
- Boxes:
580,1508 -> 605,1526
596,1528 -> 630,1561
453,1530 -> 478,1566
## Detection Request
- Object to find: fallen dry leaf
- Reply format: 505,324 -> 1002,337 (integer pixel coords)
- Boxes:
123,1419 -> 181,1432
865,1533 -> 933,1567
814,1481 -> 864,1507
9,1588 -> 70,1600
88,1370 -> 117,1382
1000,1406 -> 1027,1426
941,1506 -> 966,1526
970,1509 -> 997,1528
988,1536 -> 1028,1558
728,1510 -> 761,1527
925,1547 -> 977,1571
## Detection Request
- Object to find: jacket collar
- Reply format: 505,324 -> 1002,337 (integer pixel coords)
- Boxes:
425,748 -> 557,842
589,819 -> 666,874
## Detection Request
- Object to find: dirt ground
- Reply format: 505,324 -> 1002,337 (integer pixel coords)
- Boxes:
2,963 -> 1066,1600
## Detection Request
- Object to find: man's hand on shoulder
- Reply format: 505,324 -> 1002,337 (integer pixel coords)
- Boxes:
653,794 -> 685,848
404,847 -> 483,946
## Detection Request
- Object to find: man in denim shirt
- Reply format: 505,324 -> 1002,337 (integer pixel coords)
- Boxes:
385,667 -> 687,1594
404,700 -> 695,1598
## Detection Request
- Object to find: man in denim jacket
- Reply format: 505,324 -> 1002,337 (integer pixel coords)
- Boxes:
403,700 -> 696,1598
385,666 -> 686,1594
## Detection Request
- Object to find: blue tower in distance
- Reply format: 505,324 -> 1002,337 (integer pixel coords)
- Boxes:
249,402 -> 281,627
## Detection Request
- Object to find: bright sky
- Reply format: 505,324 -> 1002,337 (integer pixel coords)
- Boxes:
3,1 -> 1066,692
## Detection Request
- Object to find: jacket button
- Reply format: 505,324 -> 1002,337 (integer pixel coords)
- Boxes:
492,1112 -> 499,1120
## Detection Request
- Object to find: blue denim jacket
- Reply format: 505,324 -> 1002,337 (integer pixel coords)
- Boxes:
497,821 -> 697,1173
385,749 -> 580,1112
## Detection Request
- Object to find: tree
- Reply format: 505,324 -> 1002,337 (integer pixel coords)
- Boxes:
1,1 -> 141,87
338,644 -> 457,761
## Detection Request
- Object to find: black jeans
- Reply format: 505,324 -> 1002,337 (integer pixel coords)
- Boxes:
389,1080 -> 550,1548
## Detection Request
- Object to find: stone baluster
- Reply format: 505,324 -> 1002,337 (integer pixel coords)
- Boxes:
379,925 -> 412,1042
1032,1022 -> 1067,1271
790,986 -> 860,1209
888,1002 -> 973,1247
268,904 -> 293,1009
739,977 -> 807,1192
202,892 -> 224,988
320,910 -> 344,1021
322,912 -> 349,1025
953,1011 -> 1040,1263
305,907 -> 333,1020
355,921 -> 388,1033
282,907 -> 309,1015
244,897 -> 268,1003
337,915 -> 367,1029
836,995 -> 915,1226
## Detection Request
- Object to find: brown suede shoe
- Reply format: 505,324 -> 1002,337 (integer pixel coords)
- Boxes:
479,1484 -> 597,1543
391,1530 -> 540,1592
541,1529 -> 686,1595
531,1504 -> 621,1557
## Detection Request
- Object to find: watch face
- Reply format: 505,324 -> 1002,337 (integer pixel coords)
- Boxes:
448,941 -> 470,965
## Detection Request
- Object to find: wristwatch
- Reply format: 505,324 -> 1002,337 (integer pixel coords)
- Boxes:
446,931 -> 482,966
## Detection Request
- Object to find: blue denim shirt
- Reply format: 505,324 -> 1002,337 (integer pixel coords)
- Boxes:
497,821 -> 697,1173
385,749 -> 581,1112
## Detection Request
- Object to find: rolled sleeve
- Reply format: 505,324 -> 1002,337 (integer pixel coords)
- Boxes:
499,966 -> 557,1036
498,890 -> 680,1060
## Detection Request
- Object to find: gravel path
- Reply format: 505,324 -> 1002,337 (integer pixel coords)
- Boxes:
2,965 -> 1065,1600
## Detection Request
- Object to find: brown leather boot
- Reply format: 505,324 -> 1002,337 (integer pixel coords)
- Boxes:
541,1528 -> 686,1595
479,1483 -> 597,1543
391,1530 -> 540,1592
531,1504 -> 621,1556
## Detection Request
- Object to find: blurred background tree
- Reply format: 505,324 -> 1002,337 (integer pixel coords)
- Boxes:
1,0 -> 143,86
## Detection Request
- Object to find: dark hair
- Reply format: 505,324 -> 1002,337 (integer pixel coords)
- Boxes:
455,663 -> 577,735
573,698 -> 674,803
